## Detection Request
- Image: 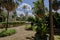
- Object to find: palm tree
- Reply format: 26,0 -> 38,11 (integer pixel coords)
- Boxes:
49,0 -> 54,40
3,0 -> 17,30
1,0 -> 22,30
33,1 -> 44,18
33,0 -> 47,40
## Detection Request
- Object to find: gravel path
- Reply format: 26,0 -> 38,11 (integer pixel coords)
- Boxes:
0,25 -> 36,40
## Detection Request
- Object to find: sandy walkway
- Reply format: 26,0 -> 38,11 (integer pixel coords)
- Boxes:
0,25 -> 35,40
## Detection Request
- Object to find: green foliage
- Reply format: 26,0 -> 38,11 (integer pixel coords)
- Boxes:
18,0 -> 22,2
16,15 -> 25,21
0,12 -> 7,22
27,16 -> 35,22
35,18 -> 47,33
0,29 -> 16,37
53,12 -> 60,28
0,21 -> 25,24
25,25 -> 32,30
0,21 -> 25,27
27,16 -> 35,26
16,17 -> 21,21
45,12 -> 60,28
52,0 -> 60,11
25,25 -> 37,31
33,0 -> 44,18
19,14 -> 25,21
32,0 -> 48,39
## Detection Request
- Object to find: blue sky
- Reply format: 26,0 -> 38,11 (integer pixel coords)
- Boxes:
17,0 -> 49,10
22,0 -> 49,8
16,0 -> 60,16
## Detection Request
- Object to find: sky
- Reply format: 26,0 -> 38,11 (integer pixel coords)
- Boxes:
16,0 -> 60,17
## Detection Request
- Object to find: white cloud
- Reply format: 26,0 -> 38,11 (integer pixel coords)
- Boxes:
57,9 -> 60,13
18,3 -> 32,11
52,9 -> 60,13
28,12 -> 32,15
28,12 -> 35,17
16,10 -> 35,17
16,11 -> 25,17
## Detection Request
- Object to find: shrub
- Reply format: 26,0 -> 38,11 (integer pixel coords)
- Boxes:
0,21 -> 25,25
25,25 -> 37,31
25,25 -> 32,30
0,29 -> 16,37
0,21 -> 25,27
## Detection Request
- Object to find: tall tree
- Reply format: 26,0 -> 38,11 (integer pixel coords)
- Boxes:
33,0 -> 44,18
0,0 -> 22,30
3,0 -> 17,30
33,0 -> 47,40
49,0 -> 54,40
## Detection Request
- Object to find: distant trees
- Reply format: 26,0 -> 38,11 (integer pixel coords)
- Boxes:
19,14 -> 25,21
12,11 -> 17,21
0,12 -> 6,22
27,16 -> 35,26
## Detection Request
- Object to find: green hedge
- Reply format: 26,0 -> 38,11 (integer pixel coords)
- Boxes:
0,29 -> 16,37
0,21 -> 25,25
0,21 -> 25,27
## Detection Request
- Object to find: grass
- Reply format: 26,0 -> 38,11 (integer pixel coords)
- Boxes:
0,29 -> 16,37
54,35 -> 60,40
46,34 -> 60,40
25,24 -> 37,31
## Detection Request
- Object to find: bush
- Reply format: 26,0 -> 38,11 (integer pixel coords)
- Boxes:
0,21 -> 25,27
0,29 -> 16,37
0,21 -> 25,25
25,25 -> 37,31
25,25 -> 32,30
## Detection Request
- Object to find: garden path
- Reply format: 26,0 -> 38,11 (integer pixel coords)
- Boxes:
0,25 -> 60,40
0,25 -> 35,40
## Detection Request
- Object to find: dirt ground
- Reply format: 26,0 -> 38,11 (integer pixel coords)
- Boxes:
0,25 -> 36,40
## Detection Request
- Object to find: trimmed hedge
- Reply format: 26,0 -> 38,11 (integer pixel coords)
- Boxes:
0,21 -> 25,24
0,29 -> 16,37
0,21 -> 25,28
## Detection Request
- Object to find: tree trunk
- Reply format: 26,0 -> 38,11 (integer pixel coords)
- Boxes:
6,11 -> 9,30
49,0 -> 54,40
42,0 -> 45,13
